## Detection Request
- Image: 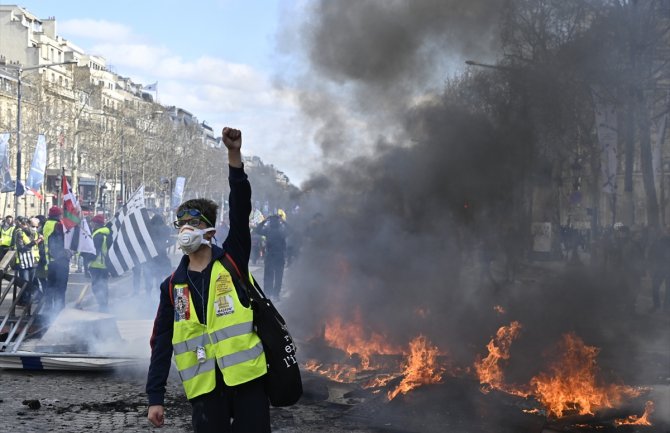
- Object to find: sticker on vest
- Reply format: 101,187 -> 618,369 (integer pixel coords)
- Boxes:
215,273 -> 233,296
214,294 -> 234,316
174,286 -> 190,321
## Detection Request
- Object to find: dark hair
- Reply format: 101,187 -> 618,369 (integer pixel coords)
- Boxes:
177,198 -> 218,228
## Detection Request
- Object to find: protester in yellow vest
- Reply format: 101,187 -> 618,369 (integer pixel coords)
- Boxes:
89,214 -> 111,312
146,127 -> 270,432
14,216 -> 41,305
43,206 -> 71,313
0,215 -> 15,260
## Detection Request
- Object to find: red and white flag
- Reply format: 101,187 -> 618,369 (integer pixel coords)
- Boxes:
61,175 -> 81,230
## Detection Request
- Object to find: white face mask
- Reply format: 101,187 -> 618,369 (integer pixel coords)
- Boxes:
177,225 -> 216,255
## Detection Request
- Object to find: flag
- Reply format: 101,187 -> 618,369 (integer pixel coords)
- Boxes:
61,175 -> 81,230
26,134 -> 46,199
64,217 -> 96,254
171,176 -> 186,208
143,82 -> 157,92
0,133 -> 15,193
107,185 -> 158,277
15,180 -> 25,197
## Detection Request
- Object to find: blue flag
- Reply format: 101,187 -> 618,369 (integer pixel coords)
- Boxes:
0,133 -> 15,193
26,134 -> 46,199
14,180 -> 25,197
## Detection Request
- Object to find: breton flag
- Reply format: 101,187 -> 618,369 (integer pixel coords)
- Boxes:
107,184 -> 158,277
26,134 -> 47,199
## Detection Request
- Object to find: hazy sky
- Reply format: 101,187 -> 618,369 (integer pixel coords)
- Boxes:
12,0 -> 316,184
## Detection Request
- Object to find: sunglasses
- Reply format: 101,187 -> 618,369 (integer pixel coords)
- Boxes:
173,209 -> 213,229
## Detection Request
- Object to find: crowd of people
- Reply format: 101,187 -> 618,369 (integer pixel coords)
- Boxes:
0,207 -> 173,315
0,208 -> 70,313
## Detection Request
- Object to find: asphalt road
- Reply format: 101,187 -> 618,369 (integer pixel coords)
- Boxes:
0,260 -> 389,433
1,257 -> 669,432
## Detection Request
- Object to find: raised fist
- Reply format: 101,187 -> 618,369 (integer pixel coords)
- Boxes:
222,127 -> 242,150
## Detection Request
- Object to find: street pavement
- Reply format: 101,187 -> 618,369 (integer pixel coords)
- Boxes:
1,254 -> 669,432
0,258 -> 386,433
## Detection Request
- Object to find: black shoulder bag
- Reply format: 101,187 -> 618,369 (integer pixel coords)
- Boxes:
220,253 -> 303,407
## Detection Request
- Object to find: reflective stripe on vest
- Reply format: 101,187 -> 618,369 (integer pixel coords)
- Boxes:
173,322 -> 254,355
171,260 -> 266,400
178,358 -> 217,382
218,341 -> 264,368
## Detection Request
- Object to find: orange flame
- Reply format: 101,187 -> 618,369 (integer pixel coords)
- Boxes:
614,401 -> 654,426
324,309 -> 403,369
530,333 -> 642,418
304,359 -> 361,383
387,335 -> 446,400
474,321 -> 527,396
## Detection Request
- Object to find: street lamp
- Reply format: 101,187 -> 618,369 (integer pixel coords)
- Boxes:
0,59 -> 77,216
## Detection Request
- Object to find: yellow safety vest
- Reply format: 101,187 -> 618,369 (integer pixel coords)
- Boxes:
171,260 -> 266,400
89,227 -> 110,269
30,230 -> 40,263
42,220 -> 57,270
1,225 -> 15,247
15,230 -> 32,265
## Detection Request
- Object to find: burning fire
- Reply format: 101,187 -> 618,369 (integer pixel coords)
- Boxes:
530,333 -> 642,418
387,335 -> 446,400
614,400 -> 654,426
475,321 -> 527,396
308,313 -> 649,421
304,360 -> 361,383
494,305 -> 506,314
324,309 -> 403,369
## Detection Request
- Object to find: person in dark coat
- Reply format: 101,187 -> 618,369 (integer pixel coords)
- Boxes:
146,127 -> 271,432
146,214 -> 172,294
43,207 -> 72,313
254,214 -> 288,300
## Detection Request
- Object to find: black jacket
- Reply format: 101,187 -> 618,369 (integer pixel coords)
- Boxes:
146,165 -> 252,406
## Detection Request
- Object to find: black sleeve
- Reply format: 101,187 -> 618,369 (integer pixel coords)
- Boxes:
146,277 -> 175,406
222,165 -> 251,277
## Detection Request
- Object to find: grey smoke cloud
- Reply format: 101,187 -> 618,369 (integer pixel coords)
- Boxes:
303,0 -> 503,87
275,0 -> 666,423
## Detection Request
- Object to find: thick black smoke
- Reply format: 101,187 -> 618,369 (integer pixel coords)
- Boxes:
277,0 -> 666,418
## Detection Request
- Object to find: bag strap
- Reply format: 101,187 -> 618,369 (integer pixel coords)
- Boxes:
220,252 -> 260,301
166,253 -> 256,307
